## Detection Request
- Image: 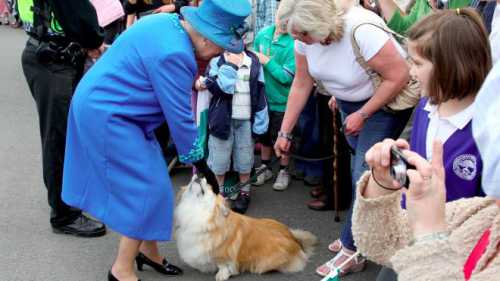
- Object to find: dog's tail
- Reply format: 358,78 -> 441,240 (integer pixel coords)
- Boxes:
291,229 -> 318,258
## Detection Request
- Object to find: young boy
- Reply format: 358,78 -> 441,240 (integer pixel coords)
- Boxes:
198,50 -> 268,214
252,4 -> 295,190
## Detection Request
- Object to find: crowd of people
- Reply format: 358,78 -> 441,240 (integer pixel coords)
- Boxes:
9,0 -> 500,280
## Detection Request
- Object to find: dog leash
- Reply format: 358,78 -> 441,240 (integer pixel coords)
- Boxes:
223,150 -> 335,194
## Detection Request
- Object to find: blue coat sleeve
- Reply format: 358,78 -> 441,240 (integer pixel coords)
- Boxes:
146,51 -> 203,163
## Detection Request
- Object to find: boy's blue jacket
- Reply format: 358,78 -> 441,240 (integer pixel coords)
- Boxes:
205,50 -> 269,140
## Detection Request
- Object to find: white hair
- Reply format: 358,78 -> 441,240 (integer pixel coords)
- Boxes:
280,0 -> 347,42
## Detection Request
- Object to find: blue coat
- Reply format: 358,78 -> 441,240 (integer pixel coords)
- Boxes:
62,14 -> 203,241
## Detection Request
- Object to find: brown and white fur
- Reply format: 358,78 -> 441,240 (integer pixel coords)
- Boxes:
174,175 -> 317,281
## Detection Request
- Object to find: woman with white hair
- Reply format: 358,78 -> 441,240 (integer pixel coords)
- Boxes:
274,0 -> 412,276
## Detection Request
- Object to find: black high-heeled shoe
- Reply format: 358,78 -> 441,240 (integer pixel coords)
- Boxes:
108,270 -> 142,281
135,252 -> 183,276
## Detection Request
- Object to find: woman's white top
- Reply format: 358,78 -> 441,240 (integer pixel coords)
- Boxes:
295,6 -> 406,102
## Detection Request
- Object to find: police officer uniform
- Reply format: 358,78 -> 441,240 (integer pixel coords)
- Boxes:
19,0 -> 106,237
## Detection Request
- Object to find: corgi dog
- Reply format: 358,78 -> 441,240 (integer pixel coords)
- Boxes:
174,175 -> 317,281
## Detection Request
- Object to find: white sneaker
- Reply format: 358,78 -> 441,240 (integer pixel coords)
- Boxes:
253,164 -> 273,186
273,169 -> 290,191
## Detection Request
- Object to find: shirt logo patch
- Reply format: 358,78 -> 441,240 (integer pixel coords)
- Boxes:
453,154 -> 477,181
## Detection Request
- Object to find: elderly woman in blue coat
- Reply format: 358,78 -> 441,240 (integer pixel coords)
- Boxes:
61,0 -> 251,280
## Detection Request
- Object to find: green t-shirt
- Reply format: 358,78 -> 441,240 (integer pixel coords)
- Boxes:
387,0 -> 471,35
253,25 -> 296,112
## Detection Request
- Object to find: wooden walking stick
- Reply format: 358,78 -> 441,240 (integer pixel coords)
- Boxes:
332,108 -> 340,222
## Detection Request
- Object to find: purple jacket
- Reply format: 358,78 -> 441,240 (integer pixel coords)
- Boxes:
408,98 -> 484,203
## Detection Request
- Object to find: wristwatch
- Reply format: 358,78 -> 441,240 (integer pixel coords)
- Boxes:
278,131 -> 293,141
358,110 -> 370,120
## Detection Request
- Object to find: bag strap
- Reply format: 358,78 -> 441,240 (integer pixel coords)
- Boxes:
463,228 -> 491,280
350,22 -> 406,80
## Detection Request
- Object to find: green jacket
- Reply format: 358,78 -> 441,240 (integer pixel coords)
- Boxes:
18,0 -> 64,35
253,25 -> 295,112
18,0 -> 103,48
387,0 -> 471,35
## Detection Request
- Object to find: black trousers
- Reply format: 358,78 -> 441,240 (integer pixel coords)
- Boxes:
21,41 -> 82,226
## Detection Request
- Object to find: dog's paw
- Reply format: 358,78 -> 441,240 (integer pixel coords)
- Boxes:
215,269 -> 230,281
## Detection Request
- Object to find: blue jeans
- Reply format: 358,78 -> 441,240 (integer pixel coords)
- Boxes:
295,94 -> 323,177
337,100 -> 412,251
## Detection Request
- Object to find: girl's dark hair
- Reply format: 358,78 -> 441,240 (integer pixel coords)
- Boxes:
407,8 -> 492,104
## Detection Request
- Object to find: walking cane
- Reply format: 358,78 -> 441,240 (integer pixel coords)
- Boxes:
332,108 -> 340,222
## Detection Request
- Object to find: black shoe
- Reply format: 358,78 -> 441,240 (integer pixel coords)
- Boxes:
231,191 -> 251,214
136,252 -> 183,276
52,214 -> 106,237
108,270 -> 142,281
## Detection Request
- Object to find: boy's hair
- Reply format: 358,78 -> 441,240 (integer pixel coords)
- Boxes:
407,8 -> 492,104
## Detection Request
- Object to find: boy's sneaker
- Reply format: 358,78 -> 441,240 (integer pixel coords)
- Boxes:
253,164 -> 273,186
273,169 -> 291,191
231,191 -> 251,214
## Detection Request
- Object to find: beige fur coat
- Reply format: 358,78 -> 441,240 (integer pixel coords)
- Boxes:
352,172 -> 500,281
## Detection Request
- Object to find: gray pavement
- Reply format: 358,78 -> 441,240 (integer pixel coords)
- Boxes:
0,26 -> 379,281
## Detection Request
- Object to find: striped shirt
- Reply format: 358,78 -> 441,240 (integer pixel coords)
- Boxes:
232,53 -> 252,120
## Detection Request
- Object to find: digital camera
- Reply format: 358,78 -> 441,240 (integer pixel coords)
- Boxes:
389,146 -> 415,188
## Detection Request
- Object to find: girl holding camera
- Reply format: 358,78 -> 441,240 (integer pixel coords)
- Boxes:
354,8 -> 493,281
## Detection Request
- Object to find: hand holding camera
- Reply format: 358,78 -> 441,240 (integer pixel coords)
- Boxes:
365,138 -> 410,194
364,139 -> 448,237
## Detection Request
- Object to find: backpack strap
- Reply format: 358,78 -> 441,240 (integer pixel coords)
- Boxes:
350,22 -> 406,85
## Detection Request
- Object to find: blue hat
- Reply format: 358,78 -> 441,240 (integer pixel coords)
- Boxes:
180,0 -> 251,53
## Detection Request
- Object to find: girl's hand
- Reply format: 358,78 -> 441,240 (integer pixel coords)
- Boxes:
328,96 -> 337,111
404,141 -> 447,237
255,52 -> 270,65
153,4 -> 175,13
365,138 -> 409,193
343,111 -> 366,136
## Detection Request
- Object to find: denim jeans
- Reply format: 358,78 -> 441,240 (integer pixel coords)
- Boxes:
208,119 -> 254,175
295,94 -> 323,178
337,99 -> 413,251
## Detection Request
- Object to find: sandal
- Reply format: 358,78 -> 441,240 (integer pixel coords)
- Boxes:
328,239 -> 342,253
310,186 -> 324,198
307,197 -> 334,211
315,250 -> 366,277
